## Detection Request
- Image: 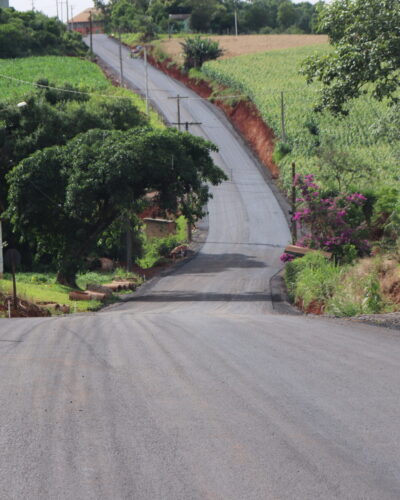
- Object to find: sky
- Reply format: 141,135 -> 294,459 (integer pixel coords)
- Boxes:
9,0 -> 322,22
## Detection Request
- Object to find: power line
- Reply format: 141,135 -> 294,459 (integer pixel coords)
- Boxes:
0,73 -> 246,102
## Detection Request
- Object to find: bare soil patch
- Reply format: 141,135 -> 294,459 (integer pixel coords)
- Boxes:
159,34 -> 328,64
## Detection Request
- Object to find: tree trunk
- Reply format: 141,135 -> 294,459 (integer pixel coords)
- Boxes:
56,262 -> 78,288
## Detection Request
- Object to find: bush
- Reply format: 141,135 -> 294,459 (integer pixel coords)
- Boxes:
181,36 -> 224,70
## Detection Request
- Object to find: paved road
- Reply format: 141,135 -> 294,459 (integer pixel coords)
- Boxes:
89,34 -> 291,315
0,36 -> 399,499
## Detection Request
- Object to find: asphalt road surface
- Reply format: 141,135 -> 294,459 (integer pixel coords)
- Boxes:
0,36 -> 399,499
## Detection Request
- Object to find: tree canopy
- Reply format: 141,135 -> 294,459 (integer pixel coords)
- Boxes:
0,82 -> 147,214
0,8 -> 86,58
97,0 -> 321,36
302,0 -> 400,115
6,128 -> 226,286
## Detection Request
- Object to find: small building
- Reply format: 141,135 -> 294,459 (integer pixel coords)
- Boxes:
68,8 -> 104,35
0,0 -> 9,8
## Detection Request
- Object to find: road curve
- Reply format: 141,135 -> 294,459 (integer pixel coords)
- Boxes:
89,34 -> 291,315
0,36 -> 399,500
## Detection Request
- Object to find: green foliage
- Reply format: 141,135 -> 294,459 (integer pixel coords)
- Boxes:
326,272 -> 385,317
285,252 -> 391,317
138,215 -> 187,268
272,141 -> 292,163
0,83 -> 148,221
100,0 -> 319,37
6,128 -> 225,286
181,36 -> 224,70
302,0 -> 400,115
0,8 -> 86,58
285,252 -> 341,307
203,44 -> 398,194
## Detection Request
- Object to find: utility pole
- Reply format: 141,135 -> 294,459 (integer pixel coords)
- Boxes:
168,94 -> 188,131
280,91 -> 286,143
89,11 -> 93,55
291,162 -> 297,244
234,9 -> 238,37
126,224 -> 133,272
70,6 -> 74,31
118,29 -> 124,87
144,45 -> 149,114
171,121 -> 201,131
65,0 -> 69,29
56,0 -> 59,19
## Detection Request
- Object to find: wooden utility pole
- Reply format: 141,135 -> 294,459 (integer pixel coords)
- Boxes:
172,121 -> 202,131
168,95 -> 188,131
234,9 -> 238,37
118,29 -> 124,87
89,11 -> 93,54
65,0 -> 69,28
280,91 -> 286,142
126,225 -> 133,272
291,161 -> 297,244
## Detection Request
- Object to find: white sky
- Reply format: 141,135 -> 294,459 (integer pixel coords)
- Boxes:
9,0 -> 322,22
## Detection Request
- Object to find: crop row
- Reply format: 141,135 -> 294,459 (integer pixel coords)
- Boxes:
203,45 -> 397,193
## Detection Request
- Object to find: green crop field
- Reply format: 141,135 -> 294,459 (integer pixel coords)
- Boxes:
203,45 -> 398,193
0,56 -> 162,127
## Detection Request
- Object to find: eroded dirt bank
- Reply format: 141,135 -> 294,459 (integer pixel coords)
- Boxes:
148,54 -> 279,179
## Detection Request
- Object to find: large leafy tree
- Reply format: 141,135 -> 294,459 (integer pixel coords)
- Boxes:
302,0 -> 400,115
7,128 -> 226,286
0,84 -> 147,215
0,8 -> 86,58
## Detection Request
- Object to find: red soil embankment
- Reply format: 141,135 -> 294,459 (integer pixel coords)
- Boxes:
148,54 -> 279,179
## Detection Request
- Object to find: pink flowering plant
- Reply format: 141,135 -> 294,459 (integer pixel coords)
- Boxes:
282,174 -> 370,263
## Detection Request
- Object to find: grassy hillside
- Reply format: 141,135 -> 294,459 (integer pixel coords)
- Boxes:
0,56 -> 162,127
203,45 -> 396,193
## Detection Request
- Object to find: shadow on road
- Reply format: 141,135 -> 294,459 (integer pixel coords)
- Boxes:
130,291 -> 278,302
172,252 -> 268,275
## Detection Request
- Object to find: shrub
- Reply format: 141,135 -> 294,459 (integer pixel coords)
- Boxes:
181,36 -> 224,70
285,252 -> 341,308
291,174 -> 370,261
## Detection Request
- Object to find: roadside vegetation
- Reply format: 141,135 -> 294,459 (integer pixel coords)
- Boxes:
0,269 -> 143,316
0,56 -> 161,125
0,8 -> 86,58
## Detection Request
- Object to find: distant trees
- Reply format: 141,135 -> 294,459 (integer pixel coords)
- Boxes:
0,8 -> 86,58
7,129 -> 226,286
98,0 -> 323,38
